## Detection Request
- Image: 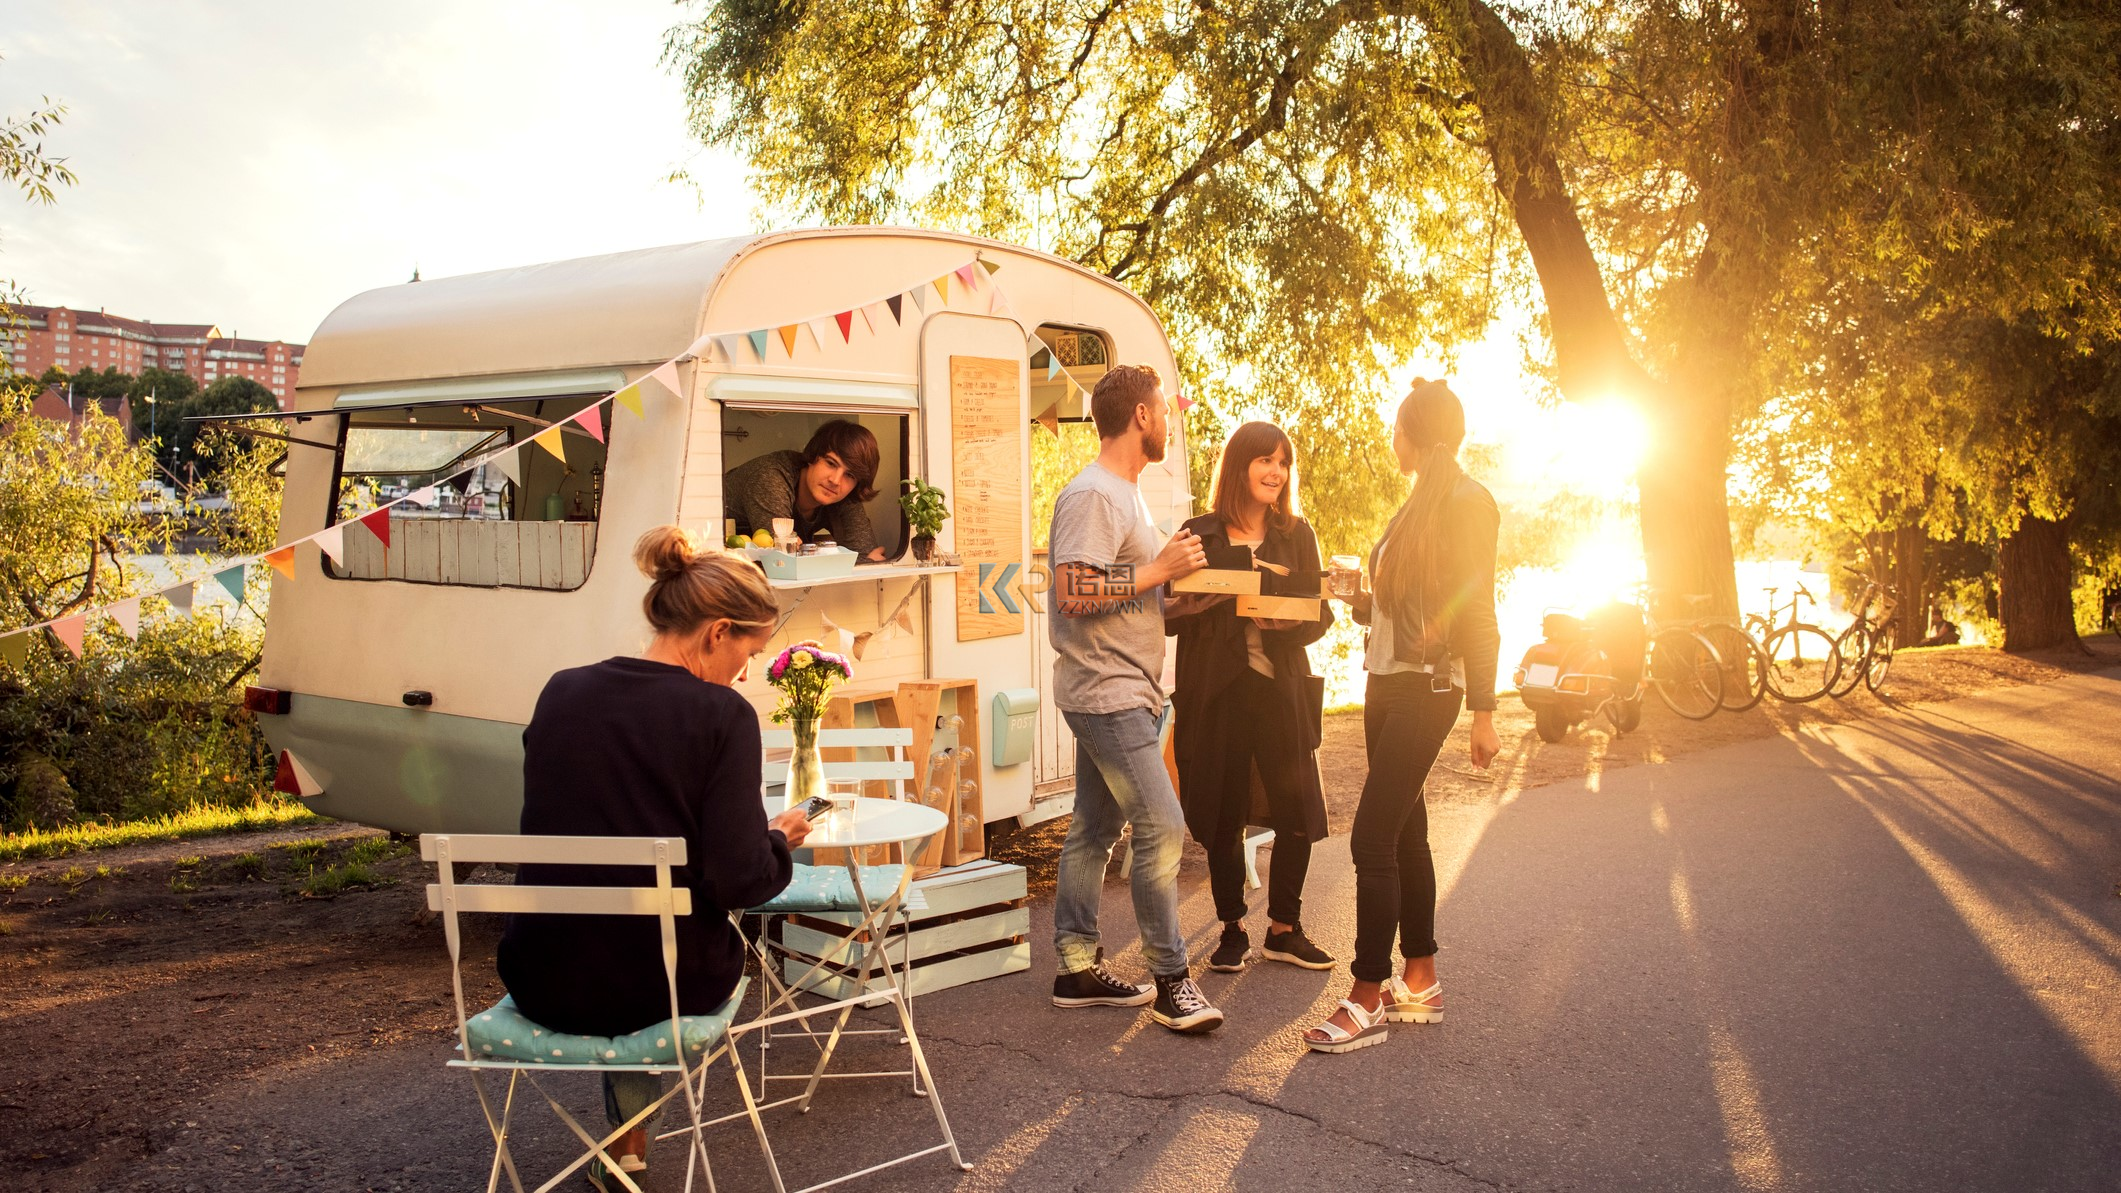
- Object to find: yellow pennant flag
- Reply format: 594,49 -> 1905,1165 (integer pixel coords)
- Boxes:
265,547 -> 297,578
934,275 -> 951,304
778,325 -> 799,354
530,426 -> 567,464
613,383 -> 643,417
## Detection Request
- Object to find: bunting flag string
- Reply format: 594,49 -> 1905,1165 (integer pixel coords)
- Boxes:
0,254 -> 1009,667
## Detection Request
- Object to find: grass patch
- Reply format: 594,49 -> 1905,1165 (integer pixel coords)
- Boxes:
0,799 -> 324,863
299,860 -> 391,899
56,865 -> 91,891
218,852 -> 266,882
342,837 -> 409,867
278,838 -> 329,868
0,874 -> 27,893
174,855 -> 203,869
169,873 -> 199,895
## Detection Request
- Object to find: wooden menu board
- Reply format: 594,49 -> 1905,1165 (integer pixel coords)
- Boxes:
949,355 -> 1025,642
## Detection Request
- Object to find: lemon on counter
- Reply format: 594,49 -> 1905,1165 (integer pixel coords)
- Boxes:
750,529 -> 776,549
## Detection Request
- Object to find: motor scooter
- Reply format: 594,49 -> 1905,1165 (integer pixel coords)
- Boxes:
1514,602 -> 1649,742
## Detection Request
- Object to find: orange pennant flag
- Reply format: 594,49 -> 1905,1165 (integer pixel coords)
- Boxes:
530,426 -> 567,463
265,547 -> 297,579
49,615 -> 87,657
778,325 -> 799,354
1037,407 -> 1060,437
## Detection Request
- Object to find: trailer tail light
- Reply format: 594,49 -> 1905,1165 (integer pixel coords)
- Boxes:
274,750 -> 323,798
244,685 -> 291,715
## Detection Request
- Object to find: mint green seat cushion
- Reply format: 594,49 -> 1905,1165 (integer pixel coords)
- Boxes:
465,977 -> 749,1066
753,863 -> 906,913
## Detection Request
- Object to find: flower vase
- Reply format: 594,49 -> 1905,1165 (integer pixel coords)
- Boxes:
783,716 -> 825,811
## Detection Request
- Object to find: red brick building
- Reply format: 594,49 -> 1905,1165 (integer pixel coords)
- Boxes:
2,304 -> 305,407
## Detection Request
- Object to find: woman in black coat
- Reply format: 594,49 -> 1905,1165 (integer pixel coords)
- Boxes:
1165,421 -> 1336,974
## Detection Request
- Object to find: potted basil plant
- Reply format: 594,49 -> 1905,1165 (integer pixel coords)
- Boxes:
900,477 -> 950,562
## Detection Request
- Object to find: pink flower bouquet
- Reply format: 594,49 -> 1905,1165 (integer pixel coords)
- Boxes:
766,639 -> 853,724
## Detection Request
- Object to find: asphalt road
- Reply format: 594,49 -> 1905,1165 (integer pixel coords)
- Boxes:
118,668 -> 2121,1192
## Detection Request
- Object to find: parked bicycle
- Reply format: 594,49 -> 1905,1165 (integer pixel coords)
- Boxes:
1654,591 -> 1769,713
1640,590 -> 1726,720
1828,570 -> 1898,697
1743,583 -> 1841,703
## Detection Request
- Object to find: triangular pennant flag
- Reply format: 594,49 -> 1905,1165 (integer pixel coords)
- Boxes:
576,404 -> 604,444
684,333 -> 717,362
314,523 -> 346,565
851,630 -> 875,661
530,427 -> 567,464
988,288 -> 1007,315
212,564 -> 247,604
613,382 -> 644,418
748,329 -> 771,360
934,276 -> 951,304
359,506 -> 392,549
274,750 -> 324,797
858,304 -> 878,336
164,582 -> 194,618
807,318 -> 833,349
954,263 -> 978,289
980,258 -> 1002,276
909,286 -> 930,314
265,546 -> 296,579
1176,392 -> 1196,412
49,614 -> 86,657
1037,407 -> 1060,437
834,311 -> 854,341
886,294 -> 904,324
717,335 -> 742,364
108,596 -> 141,639
0,632 -> 28,670
895,603 -> 916,636
646,360 -> 682,400
492,449 -> 523,486
1046,353 -> 1062,381
778,324 -> 799,354
410,485 -> 438,505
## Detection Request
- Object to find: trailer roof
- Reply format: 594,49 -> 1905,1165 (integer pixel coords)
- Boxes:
295,228 -> 1134,392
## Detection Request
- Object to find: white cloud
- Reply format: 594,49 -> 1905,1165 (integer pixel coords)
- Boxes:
2,0 -> 756,342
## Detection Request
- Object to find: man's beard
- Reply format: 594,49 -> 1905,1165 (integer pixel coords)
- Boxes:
1139,425 -> 1167,463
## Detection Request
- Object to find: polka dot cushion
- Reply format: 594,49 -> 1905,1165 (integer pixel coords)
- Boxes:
463,977 -> 749,1066
752,864 -> 906,914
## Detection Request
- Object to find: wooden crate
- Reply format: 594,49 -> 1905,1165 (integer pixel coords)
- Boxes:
780,859 -> 1028,999
898,678 -> 986,870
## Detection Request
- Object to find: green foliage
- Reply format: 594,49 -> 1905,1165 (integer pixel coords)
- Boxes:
0,798 -> 316,863
898,476 -> 950,538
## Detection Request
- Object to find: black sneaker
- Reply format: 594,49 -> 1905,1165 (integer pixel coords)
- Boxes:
1208,922 -> 1250,972
1262,924 -> 1336,970
1151,974 -> 1225,1034
1053,956 -> 1154,1008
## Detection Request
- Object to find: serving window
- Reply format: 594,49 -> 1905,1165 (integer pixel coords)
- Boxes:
322,393 -> 610,589
719,407 -> 910,560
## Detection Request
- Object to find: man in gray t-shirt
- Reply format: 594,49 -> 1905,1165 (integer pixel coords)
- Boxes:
1045,364 -> 1225,1034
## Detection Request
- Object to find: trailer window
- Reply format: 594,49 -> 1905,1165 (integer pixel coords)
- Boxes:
323,393 -> 610,590
719,409 -> 909,560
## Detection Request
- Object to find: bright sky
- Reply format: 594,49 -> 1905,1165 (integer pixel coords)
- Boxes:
3,2 -> 1620,509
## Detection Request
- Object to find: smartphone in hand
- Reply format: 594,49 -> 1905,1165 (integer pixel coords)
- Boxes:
796,795 -> 833,822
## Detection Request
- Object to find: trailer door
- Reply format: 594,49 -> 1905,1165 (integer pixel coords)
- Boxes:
919,312 -> 1036,822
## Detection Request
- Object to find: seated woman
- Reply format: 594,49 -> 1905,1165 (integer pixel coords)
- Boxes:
725,420 -> 891,561
496,526 -> 813,1187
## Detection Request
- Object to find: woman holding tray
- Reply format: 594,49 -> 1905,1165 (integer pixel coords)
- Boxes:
1165,420 -> 1337,974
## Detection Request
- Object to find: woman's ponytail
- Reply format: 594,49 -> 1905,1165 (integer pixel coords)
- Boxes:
1374,380 -> 1467,627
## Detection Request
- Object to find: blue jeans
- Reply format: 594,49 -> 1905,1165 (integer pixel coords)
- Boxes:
1054,706 -> 1190,978
603,1071 -> 666,1134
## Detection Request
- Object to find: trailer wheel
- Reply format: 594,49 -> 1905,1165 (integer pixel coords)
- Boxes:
1535,706 -> 1569,743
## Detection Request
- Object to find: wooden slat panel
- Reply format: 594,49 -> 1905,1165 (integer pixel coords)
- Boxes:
438,521 -> 462,584
560,523 -> 590,589
404,520 -> 441,582
459,521 -> 499,587
345,521 -> 385,579
536,523 -> 564,589
494,522 -> 522,587
784,940 -> 1029,1000
428,884 -> 692,917
386,521 -> 408,580
783,906 -> 1028,966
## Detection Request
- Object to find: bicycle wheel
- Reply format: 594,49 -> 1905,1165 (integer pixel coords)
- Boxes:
1826,623 -> 1869,699
1864,623 -> 1897,693
1761,623 -> 1841,703
1698,623 -> 1769,712
1650,629 -> 1724,719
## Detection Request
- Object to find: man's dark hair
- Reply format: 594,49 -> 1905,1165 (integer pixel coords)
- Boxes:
1089,364 -> 1163,440
798,419 -> 882,503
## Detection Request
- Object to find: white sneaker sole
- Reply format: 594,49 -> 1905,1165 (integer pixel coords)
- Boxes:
1153,1008 -> 1225,1034
1052,991 -> 1154,1008
1207,953 -> 1250,973
1261,947 -> 1335,971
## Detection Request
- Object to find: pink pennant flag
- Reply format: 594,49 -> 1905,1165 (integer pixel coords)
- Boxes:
576,404 -> 604,444
50,614 -> 87,657
108,597 -> 141,639
860,304 -> 881,335
164,582 -> 195,618
359,507 -> 392,549
834,311 -> 854,342
314,523 -> 347,565
955,263 -> 978,289
646,360 -> 682,400
807,318 -> 834,349
1175,392 -> 1196,412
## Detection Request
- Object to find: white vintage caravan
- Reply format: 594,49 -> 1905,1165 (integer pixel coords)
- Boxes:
255,228 -> 1189,836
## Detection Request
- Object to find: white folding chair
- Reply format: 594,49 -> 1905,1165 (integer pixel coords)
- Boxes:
747,726 -> 930,1097
424,833 -> 778,1193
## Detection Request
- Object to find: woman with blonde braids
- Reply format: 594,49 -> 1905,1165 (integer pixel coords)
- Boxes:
1303,380 -> 1500,1055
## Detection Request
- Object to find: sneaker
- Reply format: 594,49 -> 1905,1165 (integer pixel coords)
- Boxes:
1053,955 -> 1155,1008
1261,924 -> 1335,970
1151,974 -> 1225,1034
615,1127 -> 648,1173
1208,922 -> 1250,972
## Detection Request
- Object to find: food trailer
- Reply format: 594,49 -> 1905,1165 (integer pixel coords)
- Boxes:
251,228 -> 1190,840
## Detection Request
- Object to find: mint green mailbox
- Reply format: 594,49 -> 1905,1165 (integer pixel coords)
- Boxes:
991,688 -> 1039,766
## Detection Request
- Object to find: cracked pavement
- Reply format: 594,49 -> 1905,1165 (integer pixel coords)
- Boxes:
38,669 -> 2121,1191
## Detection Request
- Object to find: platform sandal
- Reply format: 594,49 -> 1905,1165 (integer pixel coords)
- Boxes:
1303,996 -> 1390,1054
1384,976 -> 1443,1024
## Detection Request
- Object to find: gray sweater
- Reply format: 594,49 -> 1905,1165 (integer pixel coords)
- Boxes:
724,450 -> 880,557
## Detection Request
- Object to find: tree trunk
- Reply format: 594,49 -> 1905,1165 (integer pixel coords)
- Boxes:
1997,514 -> 2081,652
1637,378 -> 1740,616
1889,523 -> 1928,643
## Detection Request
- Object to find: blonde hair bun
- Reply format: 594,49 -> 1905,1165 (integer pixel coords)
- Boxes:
633,525 -> 702,582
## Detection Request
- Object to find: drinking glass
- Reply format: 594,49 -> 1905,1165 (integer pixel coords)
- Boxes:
1329,555 -> 1363,597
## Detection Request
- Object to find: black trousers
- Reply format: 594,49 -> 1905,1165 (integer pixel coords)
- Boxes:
1349,669 -> 1463,983
1203,667 -> 1312,926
